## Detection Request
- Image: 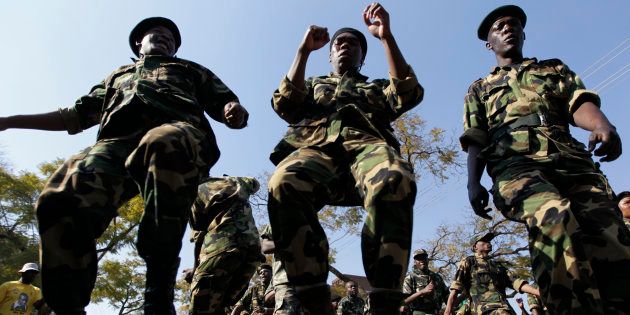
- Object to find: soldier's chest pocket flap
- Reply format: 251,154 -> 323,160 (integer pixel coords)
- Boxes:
481,82 -> 512,119
528,70 -> 565,98
157,62 -> 196,89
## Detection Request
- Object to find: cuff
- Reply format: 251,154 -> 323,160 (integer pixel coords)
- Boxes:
449,281 -> 464,292
58,107 -> 83,135
513,279 -> 528,293
459,128 -> 490,152
389,66 -> 420,95
568,89 -> 600,113
278,76 -> 308,102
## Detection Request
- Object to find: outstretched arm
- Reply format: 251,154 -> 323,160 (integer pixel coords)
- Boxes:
573,101 -> 622,162
0,111 -> 66,132
443,289 -> 458,315
363,3 -> 408,79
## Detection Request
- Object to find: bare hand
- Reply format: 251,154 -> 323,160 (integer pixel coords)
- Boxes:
299,25 -> 330,53
224,101 -> 248,128
363,2 -> 392,40
419,281 -> 435,295
468,181 -> 492,220
587,125 -> 622,162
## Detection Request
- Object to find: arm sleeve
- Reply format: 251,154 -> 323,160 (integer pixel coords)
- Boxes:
555,62 -> 601,116
199,70 -> 240,126
383,65 -> 424,120
402,274 -> 413,294
450,258 -> 471,292
236,286 -> 253,307
459,82 -> 490,152
271,76 -> 312,124
58,81 -> 107,134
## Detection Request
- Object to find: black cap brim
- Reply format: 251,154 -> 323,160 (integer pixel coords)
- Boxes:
477,5 -> 526,40
129,17 -> 181,57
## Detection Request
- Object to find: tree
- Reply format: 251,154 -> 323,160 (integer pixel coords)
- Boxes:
0,157 -> 62,285
420,212 -> 532,289
91,258 -> 146,315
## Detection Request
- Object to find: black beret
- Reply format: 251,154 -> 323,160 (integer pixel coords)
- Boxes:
129,17 -> 181,57
258,263 -> 272,272
477,5 -> 526,41
617,191 -> 630,201
330,27 -> 367,59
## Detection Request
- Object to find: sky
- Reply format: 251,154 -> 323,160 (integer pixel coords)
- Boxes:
0,0 -> 628,313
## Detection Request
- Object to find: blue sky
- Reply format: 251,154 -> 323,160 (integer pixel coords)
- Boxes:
1,0 -> 628,313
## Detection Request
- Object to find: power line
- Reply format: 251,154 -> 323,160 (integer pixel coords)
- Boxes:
594,65 -> 630,93
581,38 -> 629,79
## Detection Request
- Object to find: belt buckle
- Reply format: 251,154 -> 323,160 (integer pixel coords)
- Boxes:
538,112 -> 548,126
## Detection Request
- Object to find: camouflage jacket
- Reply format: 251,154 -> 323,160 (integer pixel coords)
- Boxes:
270,67 -> 424,164
450,254 -> 526,315
58,55 -> 241,161
236,280 -> 270,314
402,267 -> 448,312
337,294 -> 365,315
526,290 -> 546,313
189,176 -> 261,259
460,58 -> 600,177
624,218 -> 630,231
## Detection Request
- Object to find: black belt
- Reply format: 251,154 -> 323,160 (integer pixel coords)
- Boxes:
490,112 -> 566,142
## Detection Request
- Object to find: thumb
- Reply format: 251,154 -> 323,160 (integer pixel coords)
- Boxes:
588,132 -> 598,152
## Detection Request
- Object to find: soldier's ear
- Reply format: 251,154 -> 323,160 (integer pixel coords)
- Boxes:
485,42 -> 493,51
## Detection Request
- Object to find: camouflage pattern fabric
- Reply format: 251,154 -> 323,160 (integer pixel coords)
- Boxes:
402,267 -> 448,314
235,281 -> 270,315
526,290 -> 546,314
188,176 -> 263,315
268,68 -> 423,292
450,254 -> 525,315
37,56 -> 240,313
260,226 -> 303,315
460,58 -> 630,314
624,218 -> 630,231
454,299 -> 470,315
336,295 -> 365,315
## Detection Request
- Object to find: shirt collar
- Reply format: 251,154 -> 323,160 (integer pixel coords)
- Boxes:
328,71 -> 369,82
490,57 -> 537,74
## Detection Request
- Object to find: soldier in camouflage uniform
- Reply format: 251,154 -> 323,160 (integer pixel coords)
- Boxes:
617,191 -> 630,230
462,5 -> 630,314
336,281 -> 365,315
186,176 -> 264,315
267,4 -> 423,314
0,17 -> 248,314
260,225 -> 304,315
401,249 -> 448,315
232,264 -> 273,315
443,233 -> 540,315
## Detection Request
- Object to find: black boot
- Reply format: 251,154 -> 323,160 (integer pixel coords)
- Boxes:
144,257 -> 180,315
296,284 -> 334,315
367,290 -> 404,315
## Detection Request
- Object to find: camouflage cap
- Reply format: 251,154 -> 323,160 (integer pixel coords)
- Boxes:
129,17 -> 182,57
477,5 -> 527,40
413,248 -> 428,260
470,231 -> 495,249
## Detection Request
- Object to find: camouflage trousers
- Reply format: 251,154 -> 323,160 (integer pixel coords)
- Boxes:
190,247 -> 260,315
268,132 -> 416,291
273,283 -> 303,315
492,155 -> 630,314
36,122 -> 214,314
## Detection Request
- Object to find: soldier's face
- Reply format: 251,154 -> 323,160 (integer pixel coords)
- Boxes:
413,256 -> 428,271
346,281 -> 358,296
259,269 -> 271,284
138,26 -> 177,57
619,196 -> 630,218
485,16 -> 525,57
474,240 -> 492,256
329,33 -> 364,74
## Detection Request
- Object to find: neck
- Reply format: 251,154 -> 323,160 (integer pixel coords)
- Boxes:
333,66 -> 360,77
495,52 -> 524,67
